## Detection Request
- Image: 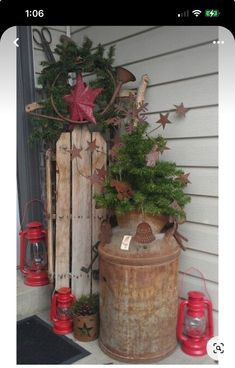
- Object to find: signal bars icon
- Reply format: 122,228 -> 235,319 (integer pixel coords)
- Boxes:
178,10 -> 189,18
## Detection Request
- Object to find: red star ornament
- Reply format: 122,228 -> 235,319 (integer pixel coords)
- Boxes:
63,74 -> 102,124
156,113 -> 172,129
174,102 -> 189,116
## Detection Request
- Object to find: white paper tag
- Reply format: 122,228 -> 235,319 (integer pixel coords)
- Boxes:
121,235 -> 132,250
155,233 -> 165,240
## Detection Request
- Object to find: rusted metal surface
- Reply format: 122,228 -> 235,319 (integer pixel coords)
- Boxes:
73,313 -> 99,342
132,221 -> 155,244
116,211 -> 168,233
98,229 -> 180,363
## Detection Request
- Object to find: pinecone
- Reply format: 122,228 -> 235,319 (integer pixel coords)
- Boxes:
73,294 -> 99,316
78,303 -> 94,316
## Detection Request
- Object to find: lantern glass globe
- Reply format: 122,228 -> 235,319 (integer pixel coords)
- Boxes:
26,241 -> 48,270
185,315 -> 206,337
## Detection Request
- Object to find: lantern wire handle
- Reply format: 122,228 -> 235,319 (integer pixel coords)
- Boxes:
20,198 -> 48,231
179,266 -> 211,301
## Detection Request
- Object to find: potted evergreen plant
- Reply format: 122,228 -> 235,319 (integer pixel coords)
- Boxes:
71,294 -> 99,342
95,94 -> 191,243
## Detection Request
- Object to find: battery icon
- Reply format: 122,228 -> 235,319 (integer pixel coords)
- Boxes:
205,9 -> 219,17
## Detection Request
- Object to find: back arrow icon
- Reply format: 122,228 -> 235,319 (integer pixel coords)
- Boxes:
14,38 -> 19,47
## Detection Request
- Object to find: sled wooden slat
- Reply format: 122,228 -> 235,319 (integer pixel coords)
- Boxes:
45,149 -> 54,283
55,133 -> 71,289
72,126 -> 92,297
91,132 -> 107,292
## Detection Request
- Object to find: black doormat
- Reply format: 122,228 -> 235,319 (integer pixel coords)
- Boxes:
17,315 -> 91,364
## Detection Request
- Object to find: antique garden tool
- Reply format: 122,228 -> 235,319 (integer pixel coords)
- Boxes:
33,27 -> 55,63
80,241 -> 99,274
81,221 -> 112,279
101,66 -> 136,115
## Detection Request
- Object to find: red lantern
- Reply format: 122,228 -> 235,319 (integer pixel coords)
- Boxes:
19,221 -> 49,286
50,287 -> 76,335
177,291 -> 214,356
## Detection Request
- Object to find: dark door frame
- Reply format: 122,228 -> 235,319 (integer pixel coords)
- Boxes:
17,26 -> 42,224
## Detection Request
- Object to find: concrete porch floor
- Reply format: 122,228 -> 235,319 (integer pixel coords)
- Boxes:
32,309 -> 216,365
17,272 -> 216,365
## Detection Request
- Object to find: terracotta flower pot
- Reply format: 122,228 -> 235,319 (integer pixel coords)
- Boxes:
116,211 -> 168,233
73,313 -> 99,342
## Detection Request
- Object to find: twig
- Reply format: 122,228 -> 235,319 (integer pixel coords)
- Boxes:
146,124 -> 162,136
28,111 -> 65,123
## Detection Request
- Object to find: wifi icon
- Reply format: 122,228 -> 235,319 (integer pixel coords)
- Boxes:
192,9 -> 202,17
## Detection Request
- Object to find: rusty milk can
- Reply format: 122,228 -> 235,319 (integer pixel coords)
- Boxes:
98,221 -> 181,363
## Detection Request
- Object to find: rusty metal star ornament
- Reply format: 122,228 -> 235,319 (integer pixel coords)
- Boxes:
113,132 -> 123,147
86,139 -> 99,153
174,102 -> 189,117
109,146 -> 120,160
96,165 -> 107,180
111,179 -> 133,200
156,113 -> 172,129
88,172 -> 102,185
70,144 -> 82,160
106,116 -> 122,126
109,133 -> 123,160
168,200 -> 185,224
177,173 -> 191,185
